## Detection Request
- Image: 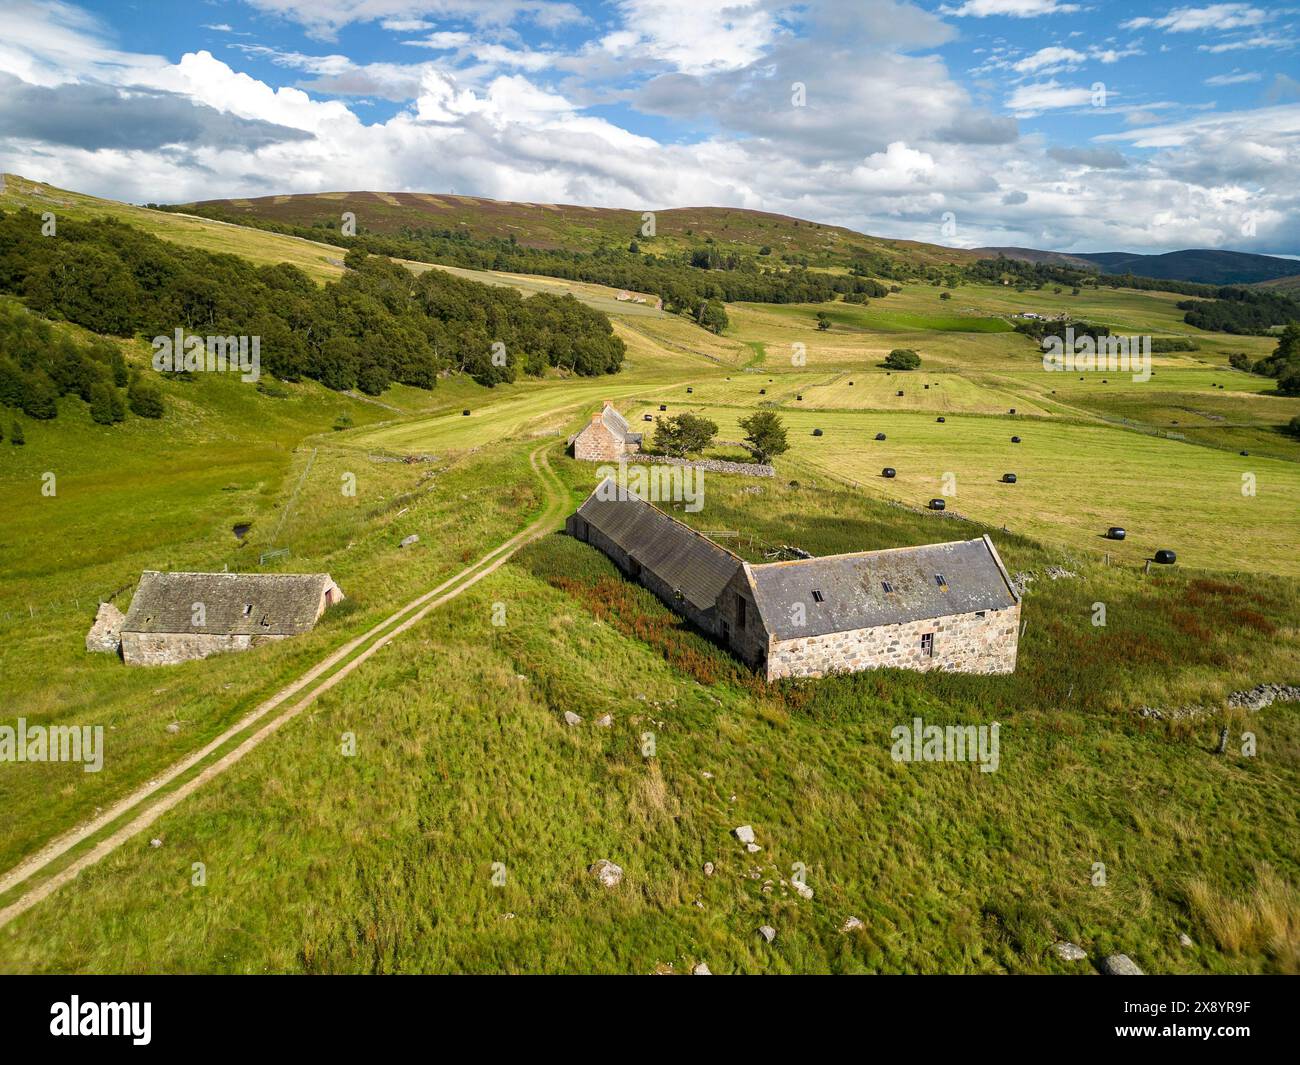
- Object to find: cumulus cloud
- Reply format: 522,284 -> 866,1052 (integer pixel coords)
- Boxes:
1047,145 -> 1128,169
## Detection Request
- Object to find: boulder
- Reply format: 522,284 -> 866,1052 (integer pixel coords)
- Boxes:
1178,933 -> 1194,948
1101,953 -> 1144,975
703,862 -> 715,877
733,825 -> 756,844
840,916 -> 864,933
1054,941 -> 1087,962
595,714 -> 614,728
794,882 -> 814,900
758,925 -> 776,943
85,602 -> 125,654
399,534 -> 419,548
745,843 -> 762,853
692,963 -> 712,976
563,711 -> 582,726
589,859 -> 623,888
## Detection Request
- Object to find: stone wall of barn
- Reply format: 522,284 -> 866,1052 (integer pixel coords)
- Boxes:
764,602 -> 1020,680
573,421 -> 637,462
566,516 -> 721,637
717,566 -> 771,667
121,631 -> 286,667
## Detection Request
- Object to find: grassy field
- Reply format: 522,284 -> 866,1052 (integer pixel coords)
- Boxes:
1,182 -> 1298,975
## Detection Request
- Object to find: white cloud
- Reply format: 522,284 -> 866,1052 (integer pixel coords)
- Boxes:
1205,70 -> 1262,85
941,0 -> 1080,17
1006,80 -> 1107,115
1123,5 -> 1270,33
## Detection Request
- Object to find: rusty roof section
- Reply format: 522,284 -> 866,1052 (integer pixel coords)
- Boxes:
576,479 -> 739,612
122,571 -> 339,636
747,535 -> 1018,639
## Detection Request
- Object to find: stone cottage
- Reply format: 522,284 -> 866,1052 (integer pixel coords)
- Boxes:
116,571 -> 344,666
570,401 -> 642,462
567,480 -> 1019,680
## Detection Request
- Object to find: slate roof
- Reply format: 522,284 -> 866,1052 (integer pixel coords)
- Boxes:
599,403 -> 642,445
122,571 -> 338,636
747,536 -> 1018,640
576,480 -> 739,611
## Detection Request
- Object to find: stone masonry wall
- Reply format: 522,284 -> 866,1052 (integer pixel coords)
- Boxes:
765,602 -> 1020,680
121,631 -> 286,667
717,565 -> 768,667
574,421 -> 635,462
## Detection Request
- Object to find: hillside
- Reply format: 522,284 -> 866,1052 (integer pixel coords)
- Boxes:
173,190 -> 980,272
977,244 -> 1300,287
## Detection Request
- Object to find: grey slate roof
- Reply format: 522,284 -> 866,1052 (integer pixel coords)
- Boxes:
122,571 -> 336,636
576,480 -> 739,611
600,404 -> 642,445
747,536 -> 1018,640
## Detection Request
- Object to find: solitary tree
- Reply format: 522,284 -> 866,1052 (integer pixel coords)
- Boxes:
696,299 -> 729,335
653,412 -> 718,457
739,410 -> 789,464
883,348 -> 921,370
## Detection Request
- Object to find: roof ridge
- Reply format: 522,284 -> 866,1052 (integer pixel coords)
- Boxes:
749,538 -> 986,570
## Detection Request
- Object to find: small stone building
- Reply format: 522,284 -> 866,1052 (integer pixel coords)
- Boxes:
118,571 -> 344,666
567,480 -> 1020,680
570,401 -> 642,462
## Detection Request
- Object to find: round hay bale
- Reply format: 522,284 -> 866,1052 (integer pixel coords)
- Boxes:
659,404 -> 667,411
686,387 -> 693,393
796,394 -> 803,401
924,384 -> 929,389
848,381 -> 854,386
1154,549 -> 1177,565
462,409 -> 471,416
936,416 -> 945,423
896,390 -> 904,397
1106,527 -> 1126,540
1009,407 -> 1016,414
1011,436 -> 1021,443
882,467 -> 896,478
1002,473 -> 1017,484
1240,450 -> 1249,456
875,432 -> 886,441
643,414 -> 653,421
928,498 -> 946,511
812,428 -> 823,437
759,389 -> 766,395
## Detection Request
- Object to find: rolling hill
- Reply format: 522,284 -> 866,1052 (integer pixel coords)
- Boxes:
975,245 -> 1300,287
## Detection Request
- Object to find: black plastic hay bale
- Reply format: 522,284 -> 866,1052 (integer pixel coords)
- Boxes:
896,390 -> 904,397
882,467 -> 896,478
924,384 -> 929,389
1011,436 -> 1021,443
928,498 -> 946,511
659,404 -> 667,411
1001,473 -> 1017,484
1106,527 -> 1126,540
643,414 -> 653,421
686,387 -> 693,393
1154,549 -> 1177,565
936,416 -> 945,423
848,381 -> 854,386
462,410 -> 471,416
759,389 -> 766,395
875,432 -> 887,441
796,394 -> 803,401
1009,407 -> 1016,414
812,428 -> 823,437
1240,450 -> 1249,456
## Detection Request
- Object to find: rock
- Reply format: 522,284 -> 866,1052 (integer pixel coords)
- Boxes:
701,771 -> 714,779
1054,941 -> 1087,962
165,722 -> 181,734
589,859 -> 623,888
841,916 -> 864,933
733,825 -> 756,844
501,912 -> 516,920
1228,683 -> 1300,712
1178,933 -> 1194,948
563,711 -> 582,726
595,714 -> 613,728
758,925 -> 776,943
703,862 -> 714,877
85,602 -> 125,654
692,963 -> 711,976
1101,953 -> 1144,975
794,882 -> 814,900
149,838 -> 162,848
399,534 -> 419,548
745,843 -> 762,853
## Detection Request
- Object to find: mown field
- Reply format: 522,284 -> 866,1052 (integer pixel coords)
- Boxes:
1,180 -> 1298,974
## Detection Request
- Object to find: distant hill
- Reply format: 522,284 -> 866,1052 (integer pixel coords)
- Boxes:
974,245 -> 1300,287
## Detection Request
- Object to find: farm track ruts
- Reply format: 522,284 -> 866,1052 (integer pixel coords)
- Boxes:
0,440 -> 569,932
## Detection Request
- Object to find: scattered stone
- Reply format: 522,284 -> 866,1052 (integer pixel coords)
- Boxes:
745,843 -> 762,853
758,925 -> 776,943
165,722 -> 181,734
85,602 -> 126,654
501,912 -> 516,920
1178,933 -> 1194,948
595,714 -> 614,728
794,882 -> 814,900
703,862 -> 714,877
149,838 -> 162,848
589,859 -> 623,888
1228,684 -> 1300,712
399,534 -> 419,548
841,916 -> 864,933
701,771 -> 714,779
733,825 -> 756,844
1054,941 -> 1087,962
692,963 -> 712,976
563,711 -> 582,726
1101,954 -> 1144,976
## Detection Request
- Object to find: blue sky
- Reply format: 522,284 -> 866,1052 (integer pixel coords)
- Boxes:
1,1 -> 1297,254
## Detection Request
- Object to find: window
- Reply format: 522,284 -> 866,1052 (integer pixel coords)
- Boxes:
935,574 -> 948,590
737,594 -> 747,629
975,611 -> 986,619
882,580 -> 894,594
242,603 -> 253,617
921,632 -> 934,657
629,559 -> 642,579
812,589 -> 825,603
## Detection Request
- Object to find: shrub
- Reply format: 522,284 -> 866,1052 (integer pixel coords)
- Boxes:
883,348 -> 921,370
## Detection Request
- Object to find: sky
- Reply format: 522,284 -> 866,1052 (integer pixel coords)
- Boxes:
0,0 -> 1297,255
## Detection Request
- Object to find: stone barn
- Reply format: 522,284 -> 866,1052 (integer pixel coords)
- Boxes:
567,481 -> 1019,680
117,571 -> 344,666
570,401 -> 642,462
566,480 -> 740,637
